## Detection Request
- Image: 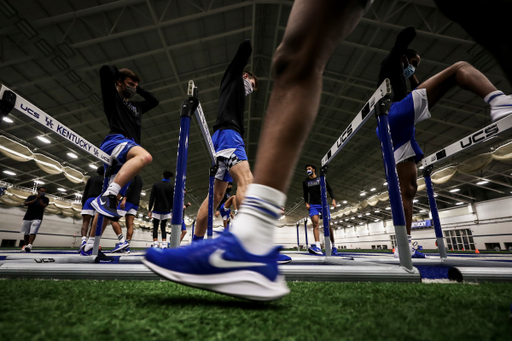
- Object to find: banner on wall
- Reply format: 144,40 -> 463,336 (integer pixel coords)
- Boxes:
411,220 -> 432,230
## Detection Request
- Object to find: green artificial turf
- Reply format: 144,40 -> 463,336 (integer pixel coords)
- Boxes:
1,280 -> 511,341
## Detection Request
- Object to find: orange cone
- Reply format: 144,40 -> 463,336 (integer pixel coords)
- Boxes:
475,248 -> 480,254
392,248 -> 395,253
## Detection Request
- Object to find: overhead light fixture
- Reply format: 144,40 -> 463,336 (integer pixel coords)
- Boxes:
345,219 -> 349,221
2,117 -> 13,123
359,222 -> 363,225
3,170 -> 16,176
351,217 -> 355,220
385,207 -> 391,210
365,213 -> 370,216
413,199 -> 418,203
476,180 -> 489,185
89,164 -> 97,169
141,192 -> 146,196
37,136 -> 51,144
419,209 -> 427,213
374,210 -> 380,213
383,182 -> 388,186
419,166 -> 425,170
336,204 -> 341,207
370,188 -> 376,191
342,200 -> 347,204
434,194 -> 438,197
360,192 -> 366,196
450,188 -> 460,193
34,180 -> 45,184
455,202 -> 464,205
357,214 -> 362,218
374,219 -> 379,222
57,188 -> 66,192
67,152 -> 78,159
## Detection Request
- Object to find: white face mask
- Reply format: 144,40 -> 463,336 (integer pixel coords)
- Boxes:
307,170 -> 313,176
243,78 -> 253,96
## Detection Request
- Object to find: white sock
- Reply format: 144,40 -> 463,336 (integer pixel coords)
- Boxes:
230,184 -> 286,255
85,237 -> 95,251
332,242 -> 336,248
316,242 -> 321,248
104,182 -> 121,197
484,90 -> 504,104
117,233 -> 124,242
81,236 -> 87,242
126,239 -> 131,244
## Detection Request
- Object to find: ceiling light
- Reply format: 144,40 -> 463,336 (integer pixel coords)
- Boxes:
419,210 -> 426,213
455,202 -> 464,205
345,219 -> 349,221
413,199 -> 418,203
357,215 -> 362,218
359,222 -> 363,225
365,213 -> 370,216
434,194 -> 438,197
2,117 -> 13,123
57,188 -> 66,192
450,188 -> 460,193
342,200 -> 347,204
34,180 -> 45,184
370,188 -> 376,191
89,164 -> 97,169
360,192 -> 366,196
37,136 -> 51,144
374,210 -> 380,213
385,207 -> 391,210
330,206 -> 334,210
141,192 -> 146,196
67,152 -> 78,159
383,182 -> 388,186
336,204 -> 341,207
351,217 -> 355,220
419,166 -> 424,170
3,170 -> 16,176
374,219 -> 379,222
476,180 -> 489,185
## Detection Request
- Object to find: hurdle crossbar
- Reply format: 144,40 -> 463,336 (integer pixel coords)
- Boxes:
321,79 -> 392,167
421,114 -> 512,167
188,81 -> 216,164
0,85 -> 112,166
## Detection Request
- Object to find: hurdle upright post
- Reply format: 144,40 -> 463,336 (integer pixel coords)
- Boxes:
206,163 -> 218,239
375,96 -> 414,271
296,222 -> 300,250
319,166 -> 332,256
169,86 -> 197,248
304,219 -> 309,247
423,165 -> 447,258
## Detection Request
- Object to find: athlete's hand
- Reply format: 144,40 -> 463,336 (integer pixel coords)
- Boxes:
306,203 -> 310,210
215,210 -> 220,218
332,199 -> 336,208
148,211 -> 152,219
120,199 -> 126,210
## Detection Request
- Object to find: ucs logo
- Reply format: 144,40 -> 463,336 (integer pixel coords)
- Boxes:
20,103 -> 40,119
460,124 -> 499,149
34,258 -> 55,263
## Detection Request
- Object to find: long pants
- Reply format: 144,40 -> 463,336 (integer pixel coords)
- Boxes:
153,219 -> 168,240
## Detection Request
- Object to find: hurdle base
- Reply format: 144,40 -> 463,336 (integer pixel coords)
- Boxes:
449,267 -> 512,282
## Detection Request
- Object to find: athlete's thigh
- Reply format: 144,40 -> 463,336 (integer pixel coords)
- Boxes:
126,145 -> 150,160
310,214 -> 320,226
280,0 -> 368,64
229,161 -> 253,187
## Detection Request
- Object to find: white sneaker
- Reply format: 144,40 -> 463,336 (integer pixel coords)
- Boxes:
20,245 -> 26,252
393,247 -> 399,258
25,244 -> 32,252
490,93 -> 512,122
161,242 -> 168,249
152,242 -> 159,248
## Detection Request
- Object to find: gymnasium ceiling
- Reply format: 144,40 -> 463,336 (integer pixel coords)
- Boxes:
1,0 -> 512,226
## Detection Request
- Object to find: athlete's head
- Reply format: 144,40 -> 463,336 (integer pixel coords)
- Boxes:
96,166 -> 105,176
402,49 -> 421,79
242,70 -> 258,96
116,68 -> 140,100
163,170 -> 173,179
37,186 -> 47,194
305,164 -> 316,176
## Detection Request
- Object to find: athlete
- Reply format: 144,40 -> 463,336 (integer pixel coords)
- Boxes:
219,195 -> 237,231
111,175 -> 143,253
377,26 -> 512,258
91,65 -> 159,221
181,191 -> 191,243
148,171 -> 174,248
144,0 -> 511,301
78,166 -> 104,253
190,40 -> 257,243
303,164 -> 338,255
21,186 -> 49,252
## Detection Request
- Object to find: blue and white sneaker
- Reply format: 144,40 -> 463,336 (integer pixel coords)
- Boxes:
308,244 -> 324,255
143,231 -> 289,301
80,247 -> 92,256
411,249 -> 428,258
91,194 -> 120,221
331,247 -> 339,256
277,253 -> 292,264
125,247 -> 130,254
112,241 -> 129,253
77,240 -> 86,254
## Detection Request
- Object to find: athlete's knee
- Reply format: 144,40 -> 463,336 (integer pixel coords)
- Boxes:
272,43 -> 323,83
140,152 -> 152,166
452,61 -> 472,72
400,181 -> 417,202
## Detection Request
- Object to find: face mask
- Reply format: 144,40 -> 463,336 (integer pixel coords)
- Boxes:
403,58 -> 416,79
243,78 -> 253,96
307,170 -> 313,176
226,187 -> 232,194
123,85 -> 137,99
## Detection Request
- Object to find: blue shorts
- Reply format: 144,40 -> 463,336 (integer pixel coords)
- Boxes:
100,134 -> 140,187
182,220 -> 187,231
376,89 -> 431,164
81,197 -> 96,216
117,202 -> 139,217
309,204 -> 330,220
219,203 -> 230,221
212,129 -> 248,182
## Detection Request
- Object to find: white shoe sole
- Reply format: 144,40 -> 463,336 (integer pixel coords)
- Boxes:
308,249 -> 324,255
111,243 -> 129,253
142,258 -> 290,302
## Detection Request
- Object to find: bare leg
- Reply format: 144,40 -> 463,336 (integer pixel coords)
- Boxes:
23,235 -> 29,245
418,61 -> 497,109
180,230 -> 186,242
253,0 -> 367,191
329,226 -> 335,244
228,161 -> 253,207
111,146 -> 152,188
194,180 -> 228,237
89,213 -> 110,237
111,220 -> 123,235
81,215 -> 91,236
28,234 -> 36,245
311,215 -> 320,242
126,215 -> 135,240
396,161 -> 418,235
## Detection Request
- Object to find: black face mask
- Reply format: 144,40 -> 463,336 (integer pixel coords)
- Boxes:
226,187 -> 232,194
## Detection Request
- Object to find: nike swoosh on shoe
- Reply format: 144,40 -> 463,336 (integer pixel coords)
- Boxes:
209,249 -> 267,268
